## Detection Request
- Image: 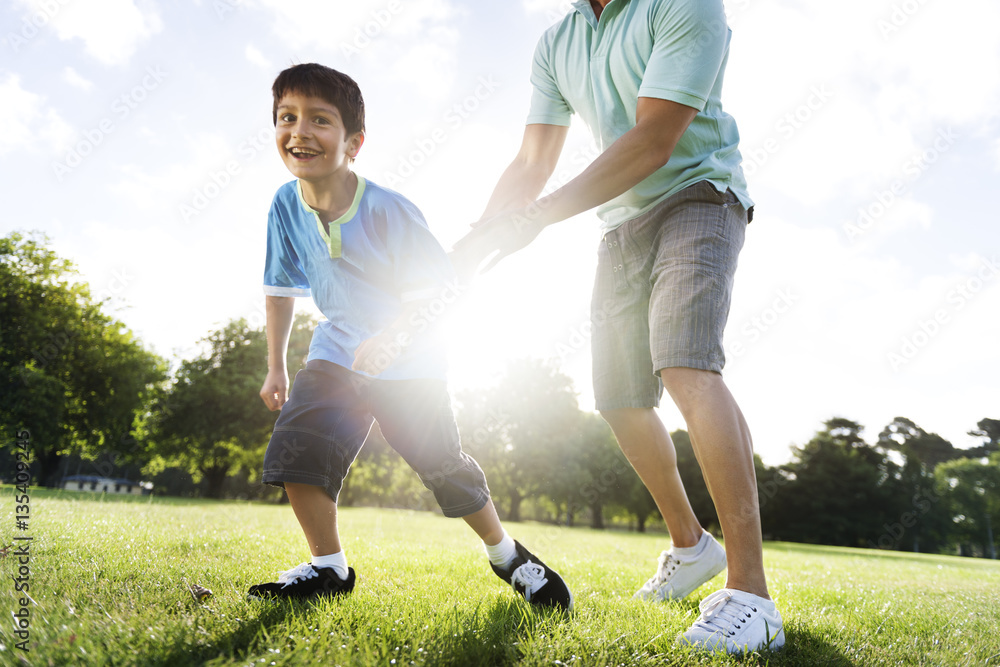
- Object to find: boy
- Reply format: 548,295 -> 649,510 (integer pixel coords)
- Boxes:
248,63 -> 571,611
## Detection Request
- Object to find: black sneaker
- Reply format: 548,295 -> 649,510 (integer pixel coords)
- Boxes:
247,563 -> 355,600
491,540 -> 572,610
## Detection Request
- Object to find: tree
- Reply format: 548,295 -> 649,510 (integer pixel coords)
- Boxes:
770,418 -> 897,547
149,314 -> 313,497
1,231 -> 166,485
967,419 -> 1000,459
456,359 -> 580,522
876,417 -> 962,552
571,412 -> 625,529
935,454 -> 1000,558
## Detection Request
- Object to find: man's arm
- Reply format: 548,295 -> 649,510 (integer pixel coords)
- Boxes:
259,295 -> 295,411
478,123 -> 569,220
531,97 -> 696,224
454,98 -> 697,269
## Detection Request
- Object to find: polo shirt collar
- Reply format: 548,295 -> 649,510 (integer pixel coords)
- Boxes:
571,0 -> 628,29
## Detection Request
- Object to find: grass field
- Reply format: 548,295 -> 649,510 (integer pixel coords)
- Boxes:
1,487 -> 999,666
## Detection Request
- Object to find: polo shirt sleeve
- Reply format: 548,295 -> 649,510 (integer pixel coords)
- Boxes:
526,30 -> 573,127
386,200 -> 454,304
263,198 -> 311,298
638,0 -> 729,112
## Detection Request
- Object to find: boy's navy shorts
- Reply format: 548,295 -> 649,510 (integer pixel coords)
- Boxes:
262,360 -> 491,518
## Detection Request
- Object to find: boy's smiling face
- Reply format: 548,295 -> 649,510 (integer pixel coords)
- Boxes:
274,91 -> 364,185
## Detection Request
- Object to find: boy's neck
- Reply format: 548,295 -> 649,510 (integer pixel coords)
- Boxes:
298,170 -> 359,224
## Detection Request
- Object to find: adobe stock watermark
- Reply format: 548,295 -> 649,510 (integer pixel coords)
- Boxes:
213,0 -> 244,20
843,127 -> 958,242
52,66 -> 169,182
887,256 -> 999,371
726,288 -> 799,360
340,0 -> 403,59
179,125 -> 275,223
742,84 -> 834,179
551,299 -> 617,364
382,75 -> 501,188
877,0 -> 932,40
4,0 -> 70,53
352,279 -> 469,379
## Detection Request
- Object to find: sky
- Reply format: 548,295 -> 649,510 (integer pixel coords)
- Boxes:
2,0 -> 998,465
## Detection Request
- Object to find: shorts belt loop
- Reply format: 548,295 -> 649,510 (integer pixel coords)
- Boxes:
606,230 -> 627,291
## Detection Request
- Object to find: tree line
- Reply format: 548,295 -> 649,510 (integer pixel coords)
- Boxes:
3,232 -> 998,558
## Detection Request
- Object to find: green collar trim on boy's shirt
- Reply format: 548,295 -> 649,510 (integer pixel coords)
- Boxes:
296,176 -> 367,259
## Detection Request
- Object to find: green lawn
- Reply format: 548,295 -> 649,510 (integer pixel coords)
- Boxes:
2,488 -> 999,666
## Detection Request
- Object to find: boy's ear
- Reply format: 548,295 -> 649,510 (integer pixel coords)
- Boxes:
348,131 -> 365,159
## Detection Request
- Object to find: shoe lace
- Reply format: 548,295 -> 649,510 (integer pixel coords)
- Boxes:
648,550 -> 684,587
692,590 -> 758,638
510,561 -> 548,602
276,562 -> 318,589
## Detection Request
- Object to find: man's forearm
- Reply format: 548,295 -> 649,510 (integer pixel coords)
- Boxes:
479,158 -> 552,221
528,100 -> 698,227
265,295 -> 295,370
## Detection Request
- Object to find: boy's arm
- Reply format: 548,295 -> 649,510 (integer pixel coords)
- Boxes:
260,295 -> 296,411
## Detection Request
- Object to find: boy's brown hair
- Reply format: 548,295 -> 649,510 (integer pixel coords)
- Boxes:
271,63 -> 365,135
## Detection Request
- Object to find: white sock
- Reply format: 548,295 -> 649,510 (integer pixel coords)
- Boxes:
311,551 -> 349,580
671,531 -> 710,558
484,530 -> 518,571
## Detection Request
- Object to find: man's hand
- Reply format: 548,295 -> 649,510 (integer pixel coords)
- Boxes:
259,368 -> 289,411
352,330 -> 407,376
452,210 -> 546,274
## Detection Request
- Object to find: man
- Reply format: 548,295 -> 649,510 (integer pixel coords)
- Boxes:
453,0 -> 784,654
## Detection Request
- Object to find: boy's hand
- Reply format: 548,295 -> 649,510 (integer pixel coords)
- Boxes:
352,330 -> 408,376
259,369 -> 289,411
452,210 -> 546,274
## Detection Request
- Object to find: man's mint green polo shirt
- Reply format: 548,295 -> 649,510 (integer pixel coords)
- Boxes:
527,0 -> 753,232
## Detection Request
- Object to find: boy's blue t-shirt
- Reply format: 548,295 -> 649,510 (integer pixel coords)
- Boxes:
263,176 -> 451,380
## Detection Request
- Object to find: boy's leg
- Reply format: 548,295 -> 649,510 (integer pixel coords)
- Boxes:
285,482 -> 342,556
370,379 -> 572,609
461,498 -> 505,546
251,361 -> 373,599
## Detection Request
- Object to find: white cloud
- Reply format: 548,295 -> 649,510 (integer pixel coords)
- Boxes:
62,66 -> 93,90
257,0 -> 461,101
16,0 -> 163,65
725,0 -> 1000,210
0,73 -> 74,155
521,0 -> 573,15
245,44 -> 273,70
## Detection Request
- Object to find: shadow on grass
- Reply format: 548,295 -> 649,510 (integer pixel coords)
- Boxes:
140,602 -> 295,667
760,625 -> 857,667
423,597 -> 575,667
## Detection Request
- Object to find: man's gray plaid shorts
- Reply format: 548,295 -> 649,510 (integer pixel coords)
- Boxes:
591,181 -> 749,411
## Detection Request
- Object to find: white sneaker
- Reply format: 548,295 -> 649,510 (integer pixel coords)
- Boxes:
678,588 -> 785,654
633,533 -> 727,601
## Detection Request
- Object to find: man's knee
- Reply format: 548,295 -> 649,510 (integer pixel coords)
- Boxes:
598,407 -> 652,433
660,367 -> 720,413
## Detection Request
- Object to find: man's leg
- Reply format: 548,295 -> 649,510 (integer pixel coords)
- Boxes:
660,367 -> 768,600
599,407 -> 702,548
